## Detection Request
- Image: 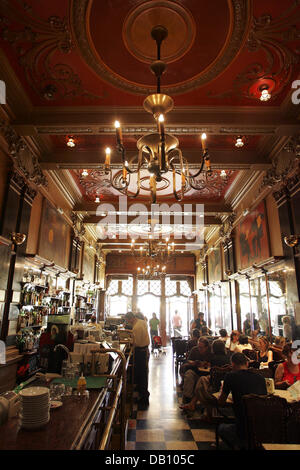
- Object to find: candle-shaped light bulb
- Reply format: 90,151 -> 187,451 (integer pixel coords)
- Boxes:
105,147 -> 111,169
201,133 -> 207,151
115,120 -> 123,145
122,166 -> 127,181
158,114 -> 165,139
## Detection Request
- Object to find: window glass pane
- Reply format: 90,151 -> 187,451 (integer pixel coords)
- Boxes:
165,277 -> 177,296
106,279 -> 118,295
122,277 -> 133,296
180,281 -> 192,297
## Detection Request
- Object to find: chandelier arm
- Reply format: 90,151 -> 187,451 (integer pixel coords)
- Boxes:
172,167 -> 183,202
187,150 -> 209,179
109,169 -> 130,193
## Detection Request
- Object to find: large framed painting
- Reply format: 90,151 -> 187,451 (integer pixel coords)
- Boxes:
38,199 -> 70,268
237,200 -> 270,270
208,245 -> 222,283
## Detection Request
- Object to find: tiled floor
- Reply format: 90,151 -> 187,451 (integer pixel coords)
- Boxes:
126,346 -> 223,451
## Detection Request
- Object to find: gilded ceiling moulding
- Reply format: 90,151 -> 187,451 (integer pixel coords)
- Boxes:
71,0 -> 251,95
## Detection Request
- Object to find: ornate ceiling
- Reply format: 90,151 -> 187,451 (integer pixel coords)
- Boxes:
0,0 -> 299,252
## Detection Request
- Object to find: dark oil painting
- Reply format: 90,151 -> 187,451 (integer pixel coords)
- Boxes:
237,200 -> 270,269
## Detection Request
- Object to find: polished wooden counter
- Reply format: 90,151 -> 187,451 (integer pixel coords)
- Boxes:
0,342 -> 133,450
0,389 -> 105,450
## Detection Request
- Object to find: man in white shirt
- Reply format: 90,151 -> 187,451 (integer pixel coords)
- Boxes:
124,312 -> 150,409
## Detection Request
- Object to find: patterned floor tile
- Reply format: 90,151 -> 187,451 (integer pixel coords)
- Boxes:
136,429 -> 165,442
196,441 -> 216,450
127,429 -> 136,441
166,441 -> 198,450
135,442 -> 167,450
125,442 -> 136,450
191,428 -> 215,442
164,429 -> 194,441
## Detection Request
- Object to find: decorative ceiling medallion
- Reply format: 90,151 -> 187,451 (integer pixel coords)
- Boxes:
139,176 -> 170,192
122,1 -> 196,64
71,0 -> 251,95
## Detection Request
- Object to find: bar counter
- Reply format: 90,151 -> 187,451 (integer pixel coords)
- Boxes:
0,388 -> 105,450
0,344 -> 133,450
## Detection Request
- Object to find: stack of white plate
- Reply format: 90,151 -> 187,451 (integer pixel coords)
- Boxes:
19,387 -> 50,429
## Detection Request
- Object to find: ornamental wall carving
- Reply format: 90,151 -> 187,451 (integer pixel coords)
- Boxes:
0,122 -> 47,188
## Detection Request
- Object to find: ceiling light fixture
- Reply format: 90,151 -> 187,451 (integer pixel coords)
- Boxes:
235,136 -> 244,148
67,136 -> 75,148
82,169 -> 89,177
104,25 -> 212,203
259,85 -> 271,102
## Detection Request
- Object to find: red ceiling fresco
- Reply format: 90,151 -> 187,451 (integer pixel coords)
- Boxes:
70,168 -> 239,203
0,0 -> 299,107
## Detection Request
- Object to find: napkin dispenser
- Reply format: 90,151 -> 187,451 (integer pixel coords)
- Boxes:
0,392 -> 20,419
265,378 -> 275,394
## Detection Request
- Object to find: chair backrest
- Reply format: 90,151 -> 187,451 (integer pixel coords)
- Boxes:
174,339 -> 188,357
268,360 -> 284,378
270,347 -> 283,362
287,402 -> 300,444
243,349 -> 258,361
209,364 -> 232,392
243,394 -> 288,449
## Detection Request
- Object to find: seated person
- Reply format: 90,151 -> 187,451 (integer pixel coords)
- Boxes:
271,336 -> 286,361
200,326 -> 212,337
217,352 -> 267,450
187,329 -> 200,352
219,329 -> 228,343
234,334 -> 253,353
225,330 -> 240,352
180,337 -> 212,404
275,342 -> 300,389
274,336 -> 286,348
257,336 -> 273,364
248,329 -> 260,349
180,339 -> 231,417
88,316 -> 102,330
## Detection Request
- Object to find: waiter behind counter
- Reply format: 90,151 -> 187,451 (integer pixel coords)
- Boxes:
123,312 -> 150,410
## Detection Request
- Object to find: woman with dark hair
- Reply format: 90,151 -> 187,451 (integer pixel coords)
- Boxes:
187,328 -> 200,352
234,334 -> 253,353
275,342 -> 300,389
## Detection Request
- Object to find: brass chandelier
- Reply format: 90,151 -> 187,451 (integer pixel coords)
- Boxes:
131,236 -> 175,278
104,25 -> 212,203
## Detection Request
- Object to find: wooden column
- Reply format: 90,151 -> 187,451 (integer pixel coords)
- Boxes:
160,276 -> 167,346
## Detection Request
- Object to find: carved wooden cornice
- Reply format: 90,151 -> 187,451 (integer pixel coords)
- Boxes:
71,211 -> 86,240
219,213 -> 236,243
0,122 -> 47,188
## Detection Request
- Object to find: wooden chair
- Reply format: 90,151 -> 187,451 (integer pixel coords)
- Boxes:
173,339 -> 188,376
243,349 -> 258,361
242,394 -> 288,449
209,365 -> 236,449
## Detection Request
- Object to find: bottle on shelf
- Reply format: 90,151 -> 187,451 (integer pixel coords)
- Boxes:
77,373 -> 87,393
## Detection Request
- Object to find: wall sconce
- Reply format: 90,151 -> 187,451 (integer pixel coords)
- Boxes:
284,235 -> 300,247
10,232 -> 26,252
